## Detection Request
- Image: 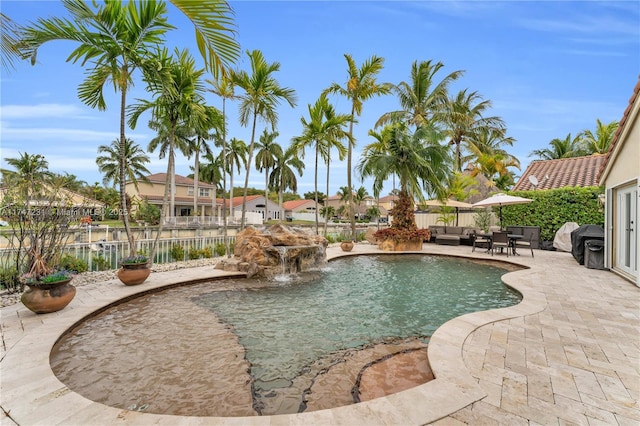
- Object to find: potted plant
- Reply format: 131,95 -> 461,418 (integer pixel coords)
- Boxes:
373,190 -> 431,251
117,254 -> 151,286
20,267 -> 76,314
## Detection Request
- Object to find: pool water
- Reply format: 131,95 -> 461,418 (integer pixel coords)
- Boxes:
50,254 -> 521,416
195,255 -> 521,393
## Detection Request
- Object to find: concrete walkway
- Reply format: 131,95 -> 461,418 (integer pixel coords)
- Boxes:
1,243 -> 638,425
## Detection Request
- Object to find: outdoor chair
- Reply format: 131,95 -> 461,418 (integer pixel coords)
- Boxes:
491,231 -> 510,256
514,234 -> 534,257
472,232 -> 491,253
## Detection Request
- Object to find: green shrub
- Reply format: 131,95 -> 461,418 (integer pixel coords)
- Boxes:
58,254 -> 89,273
169,243 -> 185,262
188,247 -> 201,260
325,234 -> 337,244
91,255 -> 110,271
504,187 -> 604,241
214,243 -> 226,257
0,267 -> 20,293
201,246 -> 213,258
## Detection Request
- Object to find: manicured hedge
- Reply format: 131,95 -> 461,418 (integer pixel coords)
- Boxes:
500,187 -> 604,242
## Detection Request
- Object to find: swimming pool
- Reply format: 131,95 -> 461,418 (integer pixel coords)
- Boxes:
50,254 -> 521,416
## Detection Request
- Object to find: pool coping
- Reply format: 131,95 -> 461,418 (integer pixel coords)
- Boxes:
0,245 -> 554,425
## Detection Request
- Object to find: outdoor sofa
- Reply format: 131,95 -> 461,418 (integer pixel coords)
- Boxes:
429,226 -> 479,246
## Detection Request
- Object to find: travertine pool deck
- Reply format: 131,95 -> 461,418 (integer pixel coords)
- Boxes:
1,243 -> 638,425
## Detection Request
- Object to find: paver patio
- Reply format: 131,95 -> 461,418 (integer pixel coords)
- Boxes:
1,243 -> 638,425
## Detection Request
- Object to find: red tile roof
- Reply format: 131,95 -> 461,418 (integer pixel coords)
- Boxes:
598,76 -> 640,182
283,199 -> 316,210
513,155 -> 606,191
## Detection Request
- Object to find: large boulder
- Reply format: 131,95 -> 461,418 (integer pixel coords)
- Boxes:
222,225 -> 329,278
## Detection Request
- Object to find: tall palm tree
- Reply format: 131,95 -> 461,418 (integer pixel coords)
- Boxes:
146,117 -> 193,218
20,0 -> 239,255
291,93 -> 350,234
21,0 -> 172,256
188,105 -> 221,219
324,54 -> 391,240
376,59 -> 462,130
128,47 -> 207,264
353,186 -> 369,219
3,152 -> 51,213
224,137 -> 248,225
207,75 -> 238,250
254,129 -> 282,217
579,119 -> 619,155
466,127 -> 520,190
442,89 -> 506,173
529,133 -> 587,160
197,151 -> 224,220
270,145 -> 304,222
96,138 -> 151,191
357,124 -> 450,229
231,49 -> 297,228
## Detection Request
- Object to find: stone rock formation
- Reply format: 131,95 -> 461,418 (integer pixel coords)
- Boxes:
215,224 -> 328,278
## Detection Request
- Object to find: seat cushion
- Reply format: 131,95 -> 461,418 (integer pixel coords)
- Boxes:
436,235 -> 461,245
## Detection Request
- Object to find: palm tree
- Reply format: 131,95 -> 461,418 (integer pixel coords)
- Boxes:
376,59 -> 462,130
353,186 -> 369,219
324,54 -> 391,240
255,129 -> 282,219
357,124 -> 450,235
3,152 -> 51,213
207,75 -> 238,250
224,137 -> 248,225
530,133 -> 587,160
579,119 -> 619,155
128,47 -> 207,264
96,138 -> 151,191
20,0 -> 239,255
442,89 -> 506,173
146,117 -> 193,218
231,49 -> 297,228
270,145 -> 304,222
188,105 -> 221,219
197,151 -> 224,221
336,185 -> 351,220
1,13 -> 22,72
466,128 -> 520,190
291,93 -> 350,234
21,0 -> 172,256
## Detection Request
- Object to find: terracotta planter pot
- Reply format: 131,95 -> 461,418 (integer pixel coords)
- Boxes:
117,263 -> 151,286
340,241 -> 354,252
21,279 -> 76,314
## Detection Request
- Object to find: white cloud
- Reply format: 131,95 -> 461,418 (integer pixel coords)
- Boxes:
1,103 -> 94,120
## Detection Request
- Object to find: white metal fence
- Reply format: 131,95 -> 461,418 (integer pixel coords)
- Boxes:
1,235 -> 236,272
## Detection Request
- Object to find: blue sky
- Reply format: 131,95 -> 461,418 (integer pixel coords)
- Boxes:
1,1 -> 639,198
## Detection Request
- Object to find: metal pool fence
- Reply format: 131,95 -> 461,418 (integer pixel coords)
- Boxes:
0,236 -> 236,272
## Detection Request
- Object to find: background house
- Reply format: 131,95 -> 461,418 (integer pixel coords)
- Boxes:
222,195 -> 281,224
598,77 -> 639,286
125,173 -> 218,218
283,199 -> 320,222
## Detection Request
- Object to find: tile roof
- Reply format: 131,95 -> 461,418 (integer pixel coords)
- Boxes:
513,155 -> 606,191
283,199 -> 317,210
598,76 -> 640,182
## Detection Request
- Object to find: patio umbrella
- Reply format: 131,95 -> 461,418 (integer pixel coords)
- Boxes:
423,198 -> 475,226
471,193 -> 533,228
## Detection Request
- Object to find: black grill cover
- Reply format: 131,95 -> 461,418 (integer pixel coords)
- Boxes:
571,224 -> 604,265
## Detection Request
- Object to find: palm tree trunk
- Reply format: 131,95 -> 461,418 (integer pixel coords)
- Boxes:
170,146 -> 176,221
241,112 -> 258,228
193,143 -> 200,220
149,147 -> 174,267
119,87 -> 136,256
314,142 -> 319,235
323,151 -> 331,237
264,166 -> 269,222
348,106 -> 356,241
